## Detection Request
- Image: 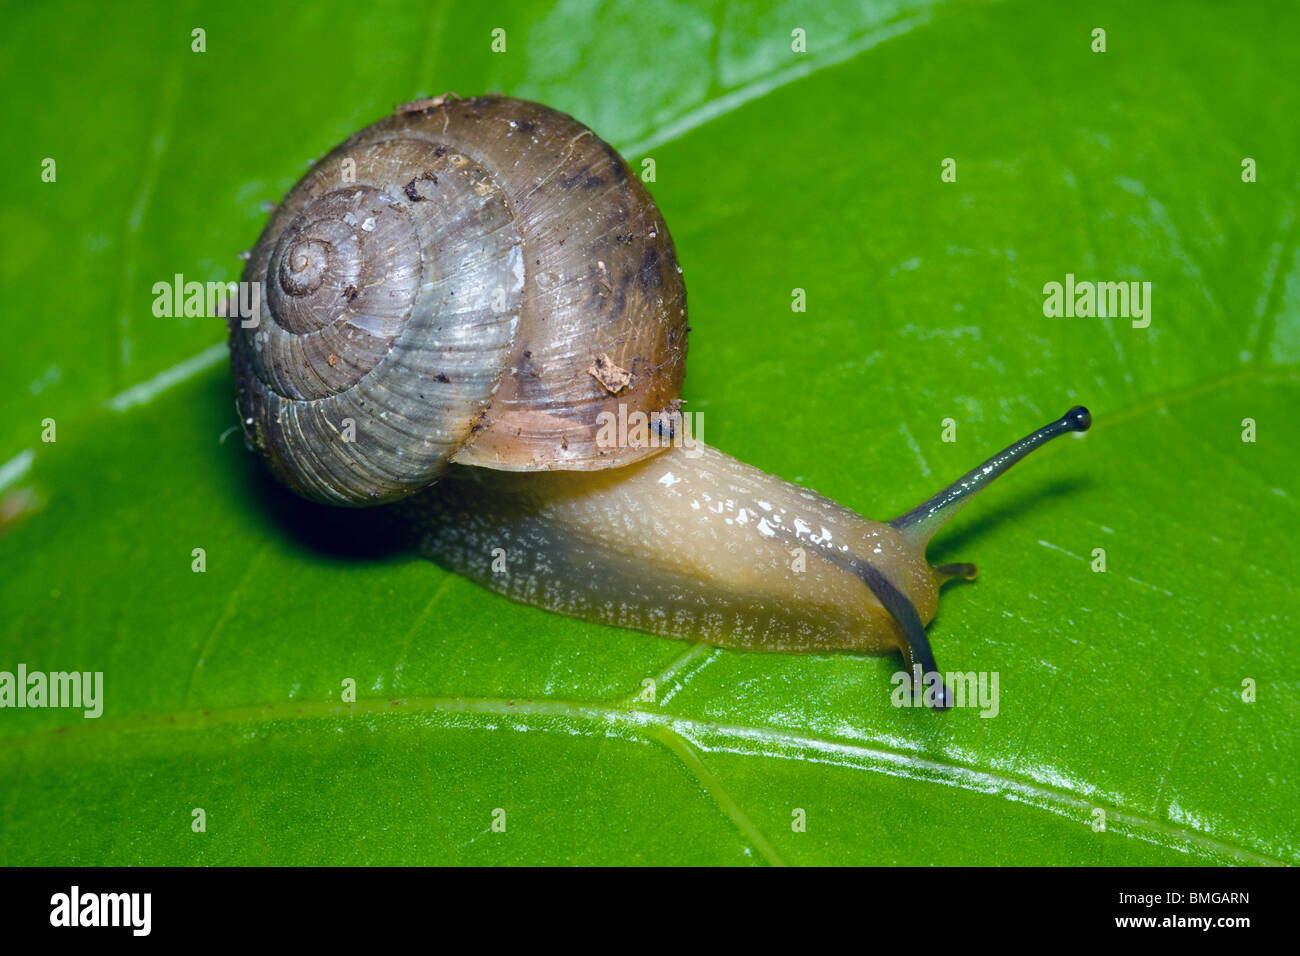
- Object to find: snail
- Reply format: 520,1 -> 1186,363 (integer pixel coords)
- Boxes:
229,94 -> 1091,710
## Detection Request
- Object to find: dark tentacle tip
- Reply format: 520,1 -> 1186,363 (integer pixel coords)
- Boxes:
931,675 -> 953,711
905,664 -> 953,711
1065,405 -> 1092,433
915,671 -> 953,711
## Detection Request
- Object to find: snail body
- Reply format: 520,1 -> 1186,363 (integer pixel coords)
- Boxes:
231,95 -> 1091,709
402,442 -> 941,654
400,411 -> 1090,693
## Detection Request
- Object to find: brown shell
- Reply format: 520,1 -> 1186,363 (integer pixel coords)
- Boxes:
230,95 -> 688,505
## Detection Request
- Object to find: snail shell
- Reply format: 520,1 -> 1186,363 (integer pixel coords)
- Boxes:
231,95 -> 687,505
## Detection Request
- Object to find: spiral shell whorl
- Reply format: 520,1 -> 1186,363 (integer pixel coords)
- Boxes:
232,95 -> 688,505
234,139 -> 523,504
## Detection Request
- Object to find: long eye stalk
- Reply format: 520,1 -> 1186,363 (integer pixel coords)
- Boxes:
891,406 -> 1091,547
849,559 -> 954,710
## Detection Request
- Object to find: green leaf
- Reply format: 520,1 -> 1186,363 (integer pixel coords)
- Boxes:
1,0 -> 1295,865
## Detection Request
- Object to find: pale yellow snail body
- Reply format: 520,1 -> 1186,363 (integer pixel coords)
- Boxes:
230,95 -> 1090,709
